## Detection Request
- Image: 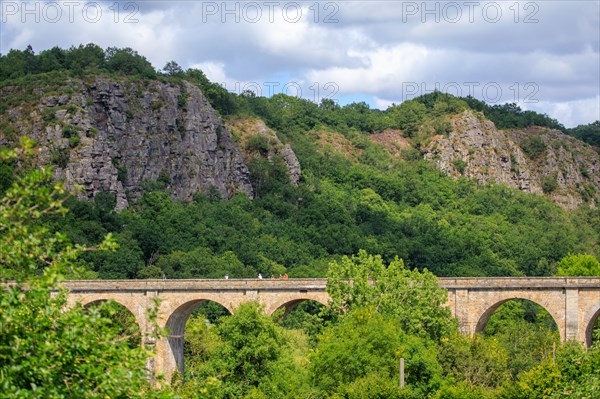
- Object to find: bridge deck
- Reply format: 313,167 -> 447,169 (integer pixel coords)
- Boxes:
59,277 -> 600,292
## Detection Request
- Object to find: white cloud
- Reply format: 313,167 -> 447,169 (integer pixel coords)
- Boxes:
305,43 -> 431,94
0,0 -> 598,127
523,96 -> 600,128
373,96 -> 396,110
189,61 -> 227,84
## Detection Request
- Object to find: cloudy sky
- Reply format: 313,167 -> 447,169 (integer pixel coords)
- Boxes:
1,0 -> 599,127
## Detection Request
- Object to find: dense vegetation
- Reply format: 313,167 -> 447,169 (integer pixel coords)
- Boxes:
566,121 -> 600,148
2,153 -> 597,398
0,44 -> 157,81
2,46 -> 597,279
0,139 -> 176,398
1,45 -> 599,398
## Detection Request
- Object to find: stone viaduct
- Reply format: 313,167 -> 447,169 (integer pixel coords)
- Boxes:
62,277 -> 600,382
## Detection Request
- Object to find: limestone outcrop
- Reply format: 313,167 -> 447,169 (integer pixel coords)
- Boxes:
423,111 -> 599,209
225,118 -> 301,186
1,77 -> 254,209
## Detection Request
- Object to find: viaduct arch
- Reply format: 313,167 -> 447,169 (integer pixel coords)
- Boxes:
62,277 -> 600,383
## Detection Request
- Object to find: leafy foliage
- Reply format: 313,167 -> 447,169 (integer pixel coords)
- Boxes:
0,139 -> 175,399
463,98 -> 565,131
326,250 -> 456,341
438,334 -> 510,389
176,302 -> 312,399
556,253 -> 600,276
1,44 -> 599,398
0,44 -> 156,80
0,138 -> 91,280
484,300 -> 560,378
0,287 -> 173,399
567,120 -> 600,147
521,136 -> 547,159
311,308 -> 441,396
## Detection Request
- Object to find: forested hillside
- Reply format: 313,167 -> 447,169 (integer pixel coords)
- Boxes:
1,44 -> 598,280
1,44 -> 599,399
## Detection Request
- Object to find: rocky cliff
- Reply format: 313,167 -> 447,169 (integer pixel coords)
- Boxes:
424,111 -> 600,209
0,76 -> 253,209
225,118 -> 301,185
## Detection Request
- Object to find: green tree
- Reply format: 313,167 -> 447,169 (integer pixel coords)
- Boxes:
438,334 -> 510,389
326,250 -> 456,341
86,231 -> 145,279
0,141 -> 79,280
503,341 -> 600,399
212,302 -> 287,397
387,101 -> 427,136
0,139 -> 175,398
567,120 -> 600,147
163,61 -> 184,76
484,300 -> 560,378
434,381 -> 497,399
311,308 -> 441,396
503,360 -> 562,399
104,47 -> 156,78
0,46 -> 36,79
66,43 -> 105,73
549,341 -> 600,398
0,286 -> 176,399
174,315 -> 224,398
556,253 -> 600,276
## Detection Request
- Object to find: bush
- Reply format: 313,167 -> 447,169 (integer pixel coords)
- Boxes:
246,134 -> 271,156
62,125 -> 81,148
541,175 -> 558,194
0,140 -> 174,398
453,159 -> 468,175
521,137 -> 546,159
50,147 -> 70,168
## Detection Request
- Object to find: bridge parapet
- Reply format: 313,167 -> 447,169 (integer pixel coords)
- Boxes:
438,277 -> 600,289
61,278 -> 329,292
60,277 -> 600,292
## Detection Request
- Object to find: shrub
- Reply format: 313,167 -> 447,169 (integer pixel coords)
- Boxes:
541,175 -> 558,193
521,137 -> 546,159
246,134 -> 271,156
62,124 -> 81,148
453,158 -> 468,175
50,147 -> 70,168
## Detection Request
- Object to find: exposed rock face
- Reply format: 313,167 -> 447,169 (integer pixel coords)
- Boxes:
424,111 -> 600,209
282,144 -> 301,186
225,118 -> 301,185
1,77 -> 253,209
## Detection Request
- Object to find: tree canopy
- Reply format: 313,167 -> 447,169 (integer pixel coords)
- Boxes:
0,139 -> 175,398
326,250 -> 456,341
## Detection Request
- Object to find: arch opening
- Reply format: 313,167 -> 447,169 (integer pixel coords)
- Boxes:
476,298 -> 560,377
165,299 -> 232,376
585,307 -> 600,348
273,299 -> 327,321
273,299 -> 328,341
84,299 -> 141,348
476,298 -> 559,335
